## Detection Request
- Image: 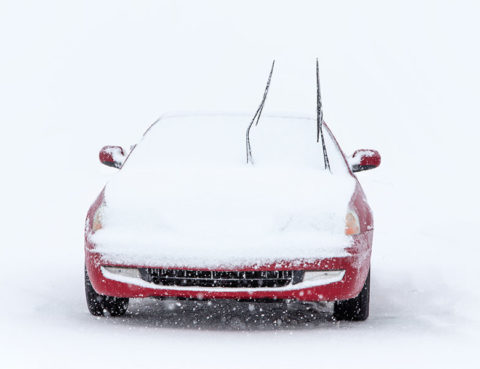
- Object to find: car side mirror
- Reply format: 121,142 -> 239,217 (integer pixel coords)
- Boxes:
99,146 -> 126,169
350,149 -> 381,173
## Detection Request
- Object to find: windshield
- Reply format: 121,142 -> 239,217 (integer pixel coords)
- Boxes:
123,114 -> 351,175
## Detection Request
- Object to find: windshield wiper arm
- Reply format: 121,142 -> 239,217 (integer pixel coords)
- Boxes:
316,58 -> 331,171
246,60 -> 275,164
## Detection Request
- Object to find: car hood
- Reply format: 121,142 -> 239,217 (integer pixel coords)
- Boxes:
91,166 -> 356,268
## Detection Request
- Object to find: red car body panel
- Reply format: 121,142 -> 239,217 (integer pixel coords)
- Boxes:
84,121 -> 374,303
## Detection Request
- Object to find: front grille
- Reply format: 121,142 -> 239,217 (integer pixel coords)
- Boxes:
138,268 -> 304,288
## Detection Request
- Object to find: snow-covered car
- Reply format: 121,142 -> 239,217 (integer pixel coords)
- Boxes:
84,112 -> 381,321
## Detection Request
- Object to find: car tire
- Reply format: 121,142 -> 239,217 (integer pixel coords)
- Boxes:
84,266 -> 129,317
333,269 -> 370,321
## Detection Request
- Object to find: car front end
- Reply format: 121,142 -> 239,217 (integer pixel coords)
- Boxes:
85,241 -> 370,304
84,114 -> 377,320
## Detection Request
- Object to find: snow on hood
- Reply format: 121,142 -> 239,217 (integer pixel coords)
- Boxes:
91,114 -> 356,268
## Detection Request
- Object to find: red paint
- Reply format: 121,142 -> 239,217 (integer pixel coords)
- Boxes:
99,146 -> 125,168
353,149 -> 381,169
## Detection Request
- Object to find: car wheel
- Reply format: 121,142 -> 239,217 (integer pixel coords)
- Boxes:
333,269 -> 370,321
84,266 -> 129,317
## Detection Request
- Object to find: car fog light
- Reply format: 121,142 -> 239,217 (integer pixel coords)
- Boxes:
303,270 -> 345,283
102,266 -> 141,279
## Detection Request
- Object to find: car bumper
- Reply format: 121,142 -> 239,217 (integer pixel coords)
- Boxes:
85,233 -> 372,302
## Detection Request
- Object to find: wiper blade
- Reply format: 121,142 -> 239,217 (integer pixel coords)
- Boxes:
246,60 -> 275,164
316,58 -> 331,171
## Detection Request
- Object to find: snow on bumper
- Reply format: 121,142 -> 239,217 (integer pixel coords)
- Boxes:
85,232 -> 372,302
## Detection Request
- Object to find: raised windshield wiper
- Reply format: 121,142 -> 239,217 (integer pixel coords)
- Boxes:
246,59 -> 330,170
246,60 -> 275,164
316,58 -> 331,171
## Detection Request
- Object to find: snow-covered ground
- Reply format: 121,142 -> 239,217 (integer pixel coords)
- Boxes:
1,1 -> 479,367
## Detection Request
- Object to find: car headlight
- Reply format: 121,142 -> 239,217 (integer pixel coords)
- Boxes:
345,209 -> 360,235
92,204 -> 104,232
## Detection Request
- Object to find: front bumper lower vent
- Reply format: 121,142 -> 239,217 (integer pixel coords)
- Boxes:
138,268 -> 305,288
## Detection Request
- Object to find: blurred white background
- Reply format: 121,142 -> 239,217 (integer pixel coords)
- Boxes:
0,1 -> 479,368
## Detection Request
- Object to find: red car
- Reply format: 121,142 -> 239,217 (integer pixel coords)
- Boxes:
84,113 -> 380,321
